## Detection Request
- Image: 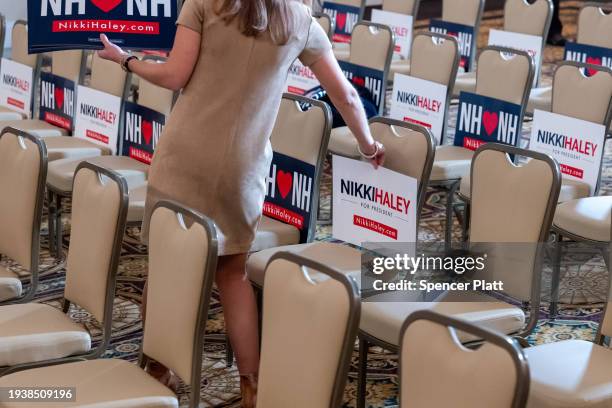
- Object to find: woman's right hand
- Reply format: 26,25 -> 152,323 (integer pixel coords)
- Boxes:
360,141 -> 386,169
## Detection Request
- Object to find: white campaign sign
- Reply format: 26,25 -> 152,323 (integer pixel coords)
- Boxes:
390,74 -> 447,144
530,110 -> 605,194
74,85 -> 121,154
371,9 -> 413,60
487,29 -> 543,86
0,58 -> 33,118
333,155 -> 418,246
286,59 -> 321,96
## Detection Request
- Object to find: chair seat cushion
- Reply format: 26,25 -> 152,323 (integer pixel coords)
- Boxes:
452,71 -> 477,97
526,340 -> 612,408
328,126 -> 361,158
247,242 -> 361,286
527,86 -> 552,115
44,136 -> 112,162
0,359 -> 178,407
389,59 -> 411,79
553,196 -> 612,242
1,120 -> 68,138
127,183 -> 148,223
0,303 -> 90,367
0,265 -> 21,303
430,145 -> 474,182
250,216 -> 301,253
47,156 -> 149,193
0,107 -> 24,121
361,290 -> 525,345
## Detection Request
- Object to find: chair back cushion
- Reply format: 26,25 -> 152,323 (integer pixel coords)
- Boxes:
90,53 -> 128,97
577,4 -> 612,48
442,0 -> 483,26
51,50 -> 83,83
383,0 -> 418,15
327,0 -> 363,8
11,22 -> 38,68
314,13 -> 333,39
476,47 -> 532,105
349,23 -> 393,71
138,77 -> 175,117
410,33 -> 459,86
504,0 -> 552,37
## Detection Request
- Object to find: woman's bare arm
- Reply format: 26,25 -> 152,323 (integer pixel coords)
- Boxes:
97,27 -> 201,91
309,50 -> 385,167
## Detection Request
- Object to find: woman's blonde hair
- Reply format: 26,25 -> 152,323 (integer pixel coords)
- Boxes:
215,0 -> 301,44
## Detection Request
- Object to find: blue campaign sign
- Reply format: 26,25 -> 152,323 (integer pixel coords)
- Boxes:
454,92 -> 522,151
338,60 -> 385,113
27,0 -> 179,53
429,19 -> 475,72
264,152 -> 316,243
122,101 -> 166,164
39,72 -> 76,131
564,42 -> 612,75
322,2 -> 360,43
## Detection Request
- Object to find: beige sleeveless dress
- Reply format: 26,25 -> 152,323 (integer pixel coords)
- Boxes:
143,0 -> 331,255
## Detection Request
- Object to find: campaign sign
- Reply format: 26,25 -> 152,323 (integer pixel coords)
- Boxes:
27,0 -> 179,53
286,60 -> 323,97
564,42 -> 612,75
323,2 -> 360,43
74,85 -> 121,154
122,101 -> 165,164
371,9 -> 413,60
264,152 -> 316,243
339,60 -> 385,113
333,155 -> 417,246
0,58 -> 34,118
454,92 -> 522,151
530,110 -> 605,194
390,74 -> 447,144
39,72 -> 76,131
488,29 -> 542,86
429,19 -> 475,72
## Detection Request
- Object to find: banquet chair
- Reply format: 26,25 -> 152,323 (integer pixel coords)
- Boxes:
0,21 -> 42,121
434,46 -> 534,244
357,143 -> 559,408
0,162 -> 127,376
391,0 -> 484,78
0,128 -> 46,304
329,0 -> 366,60
528,2 -> 612,115
1,50 -> 86,138
314,12 -> 334,40
400,310 -> 530,408
256,252 -> 360,408
0,200 -> 218,408
453,0 -> 553,96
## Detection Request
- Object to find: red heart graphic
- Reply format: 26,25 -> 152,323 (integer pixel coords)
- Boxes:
482,111 -> 499,136
336,13 -> 347,31
91,0 -> 122,13
142,120 -> 153,145
352,76 -> 365,87
586,56 -> 602,76
54,87 -> 64,110
277,170 -> 292,200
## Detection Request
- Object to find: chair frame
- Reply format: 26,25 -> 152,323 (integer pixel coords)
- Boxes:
399,310 -> 530,408
0,128 -> 47,306
313,11 -> 335,41
0,162 -> 128,376
264,251 -> 360,408
138,199 -> 218,408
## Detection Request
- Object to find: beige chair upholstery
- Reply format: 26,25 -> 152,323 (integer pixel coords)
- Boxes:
44,136 -> 112,162
400,311 -> 529,408
577,3 -> 612,49
383,0 -> 419,15
410,33 -> 459,87
553,196 -> 612,242
0,120 -> 68,138
90,53 -> 128,98
138,72 -> 174,117
527,86 -> 552,114
0,106 -> 23,121
442,0 -> 484,26
0,129 -> 46,303
257,253 -> 359,408
314,12 -> 334,40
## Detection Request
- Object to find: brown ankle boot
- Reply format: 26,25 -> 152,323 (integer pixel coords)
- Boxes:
240,374 -> 258,408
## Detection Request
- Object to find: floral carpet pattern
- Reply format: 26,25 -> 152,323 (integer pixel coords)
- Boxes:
0,2 -> 609,407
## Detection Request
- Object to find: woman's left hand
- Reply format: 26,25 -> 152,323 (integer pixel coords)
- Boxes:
97,34 -> 127,64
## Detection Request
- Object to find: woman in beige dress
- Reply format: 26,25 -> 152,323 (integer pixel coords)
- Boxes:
98,0 -> 384,405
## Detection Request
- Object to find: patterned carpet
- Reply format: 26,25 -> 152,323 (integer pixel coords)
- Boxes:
1,1 -> 609,407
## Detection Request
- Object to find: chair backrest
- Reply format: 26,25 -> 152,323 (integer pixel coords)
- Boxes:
314,12 -> 334,40
258,252 -> 360,408
89,52 -> 129,98
400,310 -> 529,408
10,21 -> 38,68
383,0 -> 419,16
475,46 -> 534,106
442,0 -> 484,26
0,128 -> 46,280
328,0 -> 364,11
504,0 -> 553,38
142,201 -> 217,408
137,59 -> 175,117
349,22 -> 394,72
51,50 -> 85,84
369,117 -> 434,221
551,62 -> 612,127
577,3 -> 612,49
63,163 -> 127,354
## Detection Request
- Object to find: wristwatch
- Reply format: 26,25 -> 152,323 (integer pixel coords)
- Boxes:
121,54 -> 139,73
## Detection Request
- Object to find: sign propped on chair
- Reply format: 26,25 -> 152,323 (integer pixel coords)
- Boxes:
429,20 -> 475,72
122,102 -> 166,164
564,42 -> 612,74
332,155 -> 417,246
264,152 -> 317,243
39,72 -> 76,131
286,60 -> 323,98
0,58 -> 34,118
339,61 -> 385,113
454,92 -> 522,151
487,29 -> 543,86
74,85 -> 121,154
323,2 -> 360,43
530,110 -> 605,194
371,9 -> 413,60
